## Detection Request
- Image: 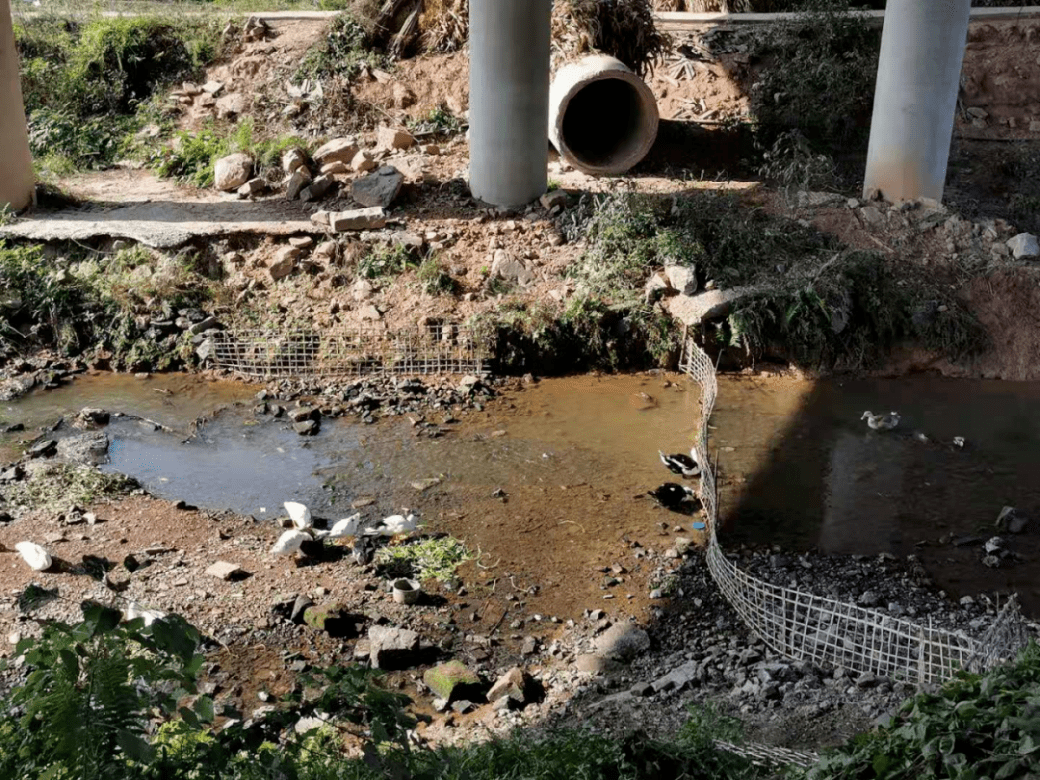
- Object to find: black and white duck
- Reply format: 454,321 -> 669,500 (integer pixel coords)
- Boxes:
659,448 -> 701,478
648,482 -> 699,511
861,411 -> 900,431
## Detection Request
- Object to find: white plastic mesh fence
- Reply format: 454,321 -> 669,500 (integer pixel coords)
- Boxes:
678,338 -> 1027,767
209,323 -> 490,379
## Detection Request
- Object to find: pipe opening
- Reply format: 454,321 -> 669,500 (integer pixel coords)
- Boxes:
559,78 -> 651,170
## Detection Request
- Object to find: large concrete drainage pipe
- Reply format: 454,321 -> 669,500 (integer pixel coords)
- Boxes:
549,55 -> 659,176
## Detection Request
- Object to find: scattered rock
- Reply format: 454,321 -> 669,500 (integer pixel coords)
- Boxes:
487,667 -> 528,705
351,166 -> 404,208
331,208 -> 387,232
376,125 -> 415,151
997,506 -> 1029,535
313,138 -> 359,166
490,250 -> 534,286
300,175 -> 334,203
294,419 -> 319,436
282,148 -> 308,174
368,626 -> 421,669
285,168 -> 312,200
392,83 -> 416,108
664,264 -> 698,296
540,190 -> 568,211
27,439 -> 57,459
214,153 -> 254,191
594,622 -> 650,663
205,561 -> 244,581
662,286 -> 765,326
290,595 -> 315,623
303,603 -> 360,638
1007,233 -> 1040,259
644,272 -> 670,305
521,636 -> 538,656
351,150 -> 377,174
268,247 -> 301,282
56,432 -> 110,465
320,161 -> 350,176
237,178 -> 265,198
423,661 -> 481,702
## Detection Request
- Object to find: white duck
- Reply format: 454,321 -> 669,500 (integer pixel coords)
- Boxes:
15,541 -> 52,572
326,513 -> 364,540
861,411 -> 900,431
284,501 -> 313,530
270,529 -> 312,555
363,513 -> 419,538
123,601 -> 166,627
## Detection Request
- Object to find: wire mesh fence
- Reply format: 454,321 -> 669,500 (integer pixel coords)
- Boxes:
678,337 -> 1029,767
678,338 -> 1027,684
209,322 -> 491,379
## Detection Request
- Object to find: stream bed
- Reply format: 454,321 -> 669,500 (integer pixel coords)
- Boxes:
2,369 -> 1039,615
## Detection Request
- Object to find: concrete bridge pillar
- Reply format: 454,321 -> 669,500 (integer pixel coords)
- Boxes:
863,0 -> 972,203
0,0 -> 33,212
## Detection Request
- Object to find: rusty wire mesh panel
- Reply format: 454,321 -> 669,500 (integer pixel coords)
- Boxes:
210,323 -> 490,379
678,338 -> 1026,685
677,337 -> 1028,767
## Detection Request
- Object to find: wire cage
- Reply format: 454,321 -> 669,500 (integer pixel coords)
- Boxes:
209,322 -> 491,379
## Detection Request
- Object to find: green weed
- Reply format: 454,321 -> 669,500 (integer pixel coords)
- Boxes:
2,463 -> 138,514
16,15 -> 224,170
407,105 -> 463,136
374,536 -> 473,583
151,118 -> 308,187
416,257 -> 458,296
358,243 -> 417,280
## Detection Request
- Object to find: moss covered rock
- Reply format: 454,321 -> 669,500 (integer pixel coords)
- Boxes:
422,660 -> 481,702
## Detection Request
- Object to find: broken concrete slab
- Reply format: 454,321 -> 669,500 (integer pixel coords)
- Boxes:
205,561 -> 243,580
0,201 -> 319,250
330,207 -> 387,232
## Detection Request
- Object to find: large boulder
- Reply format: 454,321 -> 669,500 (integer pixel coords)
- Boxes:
422,661 -> 481,702
368,626 -> 420,669
351,166 -> 404,208
214,153 -> 254,191
56,432 -> 110,465
313,138 -> 359,166
594,621 -> 650,663
487,667 -> 529,705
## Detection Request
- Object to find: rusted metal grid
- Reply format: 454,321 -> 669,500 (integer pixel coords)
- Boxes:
210,323 -> 491,379
678,339 -> 1026,688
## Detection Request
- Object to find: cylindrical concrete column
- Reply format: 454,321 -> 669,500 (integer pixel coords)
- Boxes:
0,0 -> 33,211
862,0 -> 971,203
468,0 -> 551,208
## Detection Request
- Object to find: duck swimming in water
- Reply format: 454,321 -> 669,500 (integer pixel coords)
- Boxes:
861,411 -> 900,431
648,483 -> 699,511
659,449 -> 701,478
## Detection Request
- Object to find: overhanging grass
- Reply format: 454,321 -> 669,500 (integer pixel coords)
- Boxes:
563,190 -> 987,370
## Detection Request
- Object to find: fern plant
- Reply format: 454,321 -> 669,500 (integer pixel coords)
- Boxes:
0,598 -> 212,780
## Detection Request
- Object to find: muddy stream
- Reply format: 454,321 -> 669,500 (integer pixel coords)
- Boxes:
2,370 -> 1039,617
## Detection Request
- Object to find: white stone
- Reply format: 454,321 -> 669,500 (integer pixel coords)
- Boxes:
205,561 -> 242,580
664,264 -> 698,296
282,148 -> 307,174
1007,232 -> 1040,259
351,150 -> 377,173
313,138 -> 359,166
330,207 -> 387,232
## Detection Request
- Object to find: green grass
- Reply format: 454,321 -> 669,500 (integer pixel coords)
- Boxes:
15,15 -> 225,171
358,243 -> 418,281
294,11 -> 390,83
562,190 -> 986,371
416,256 -> 458,296
406,105 -> 463,136
374,536 -> 473,583
3,463 -> 138,513
0,241 -> 216,370
150,118 -> 309,188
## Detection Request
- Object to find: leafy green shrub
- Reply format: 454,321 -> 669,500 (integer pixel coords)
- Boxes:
809,642 -> 1040,780
416,257 -> 458,296
15,16 -> 223,170
407,105 -> 463,136
0,601 -> 212,780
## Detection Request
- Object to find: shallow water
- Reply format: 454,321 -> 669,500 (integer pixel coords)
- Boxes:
3,369 -> 1040,615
